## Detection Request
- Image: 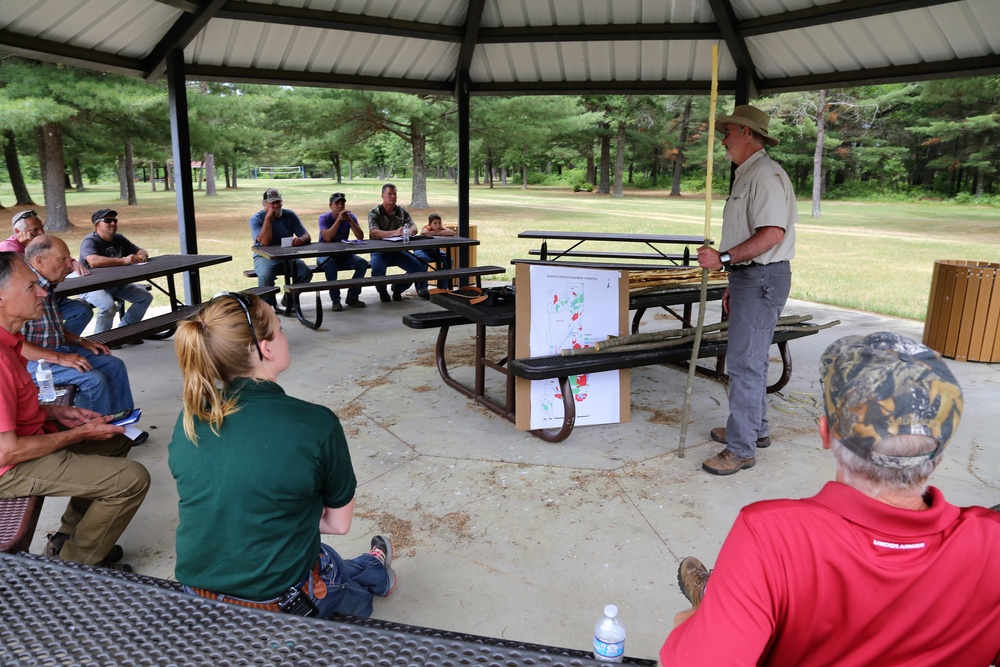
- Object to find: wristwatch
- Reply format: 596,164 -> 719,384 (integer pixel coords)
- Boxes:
719,252 -> 732,269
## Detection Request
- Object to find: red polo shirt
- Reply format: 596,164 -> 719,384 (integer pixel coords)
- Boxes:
0,326 -> 48,476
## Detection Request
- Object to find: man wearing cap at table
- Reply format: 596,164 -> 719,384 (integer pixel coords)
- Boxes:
249,188 -> 313,308
696,104 -> 797,476
662,332 -> 1000,666
317,192 -> 368,311
4,211 -> 92,336
79,209 -> 153,335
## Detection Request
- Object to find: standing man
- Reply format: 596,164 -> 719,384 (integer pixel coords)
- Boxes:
317,192 -> 368,311
79,209 -> 154,334
3,211 -> 92,336
368,183 -> 428,302
662,332 -> 1000,666
697,105 -> 797,476
21,236 -> 147,445
0,252 -> 149,571
249,188 -> 312,308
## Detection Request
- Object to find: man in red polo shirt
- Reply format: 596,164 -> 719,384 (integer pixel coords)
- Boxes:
0,252 -> 149,570
662,332 -> 1000,667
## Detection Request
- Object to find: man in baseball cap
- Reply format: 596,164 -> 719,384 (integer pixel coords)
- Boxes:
249,188 -> 312,308
662,332 -> 1000,666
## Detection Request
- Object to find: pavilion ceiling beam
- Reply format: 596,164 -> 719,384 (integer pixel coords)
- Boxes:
741,0 -> 958,37
144,0 -> 227,82
456,0 -> 486,76
215,2 -> 462,42
185,65 -> 454,95
706,0 -> 759,96
0,30 -> 144,76
477,23 -> 720,43
151,0 -> 202,12
470,79 -> 734,96
759,54 -> 1000,94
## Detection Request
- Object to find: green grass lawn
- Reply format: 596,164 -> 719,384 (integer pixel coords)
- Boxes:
3,178 -> 996,320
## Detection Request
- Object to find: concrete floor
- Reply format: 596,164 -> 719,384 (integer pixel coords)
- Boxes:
32,287 -> 1000,662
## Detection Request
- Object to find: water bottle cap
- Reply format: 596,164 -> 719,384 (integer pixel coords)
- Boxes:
604,604 -> 618,618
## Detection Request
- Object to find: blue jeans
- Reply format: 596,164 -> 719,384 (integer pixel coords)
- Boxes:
724,262 -> 791,458
253,255 -> 313,306
413,249 -> 452,289
318,255 -> 369,303
27,346 -> 134,415
183,543 -> 391,619
371,251 -> 427,296
81,284 -> 153,334
58,297 -> 94,337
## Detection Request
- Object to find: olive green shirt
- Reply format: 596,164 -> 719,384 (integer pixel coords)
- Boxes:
168,378 -> 356,601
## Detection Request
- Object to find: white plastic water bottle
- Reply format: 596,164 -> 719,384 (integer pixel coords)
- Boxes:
36,360 -> 56,403
402,222 -> 411,243
593,604 -> 625,662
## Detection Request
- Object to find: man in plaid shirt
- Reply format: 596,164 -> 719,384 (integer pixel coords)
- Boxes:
19,236 -> 146,445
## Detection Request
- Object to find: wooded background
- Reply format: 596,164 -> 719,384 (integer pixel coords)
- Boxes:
3,57 -> 998,231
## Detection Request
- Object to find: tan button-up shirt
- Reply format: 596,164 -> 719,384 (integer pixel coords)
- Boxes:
720,150 -> 797,265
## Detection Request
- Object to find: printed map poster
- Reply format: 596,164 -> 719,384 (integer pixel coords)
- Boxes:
514,263 -> 629,431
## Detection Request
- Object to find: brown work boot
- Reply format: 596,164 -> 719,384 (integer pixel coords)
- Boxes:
677,557 -> 711,608
702,448 -> 755,476
710,427 -> 770,449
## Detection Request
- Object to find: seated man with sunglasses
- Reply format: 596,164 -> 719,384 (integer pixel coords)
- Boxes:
4,211 -> 92,336
79,209 -> 153,335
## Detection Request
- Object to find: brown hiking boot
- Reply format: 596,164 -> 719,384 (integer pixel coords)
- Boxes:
677,557 -> 711,608
702,448 -> 756,476
710,427 -> 771,449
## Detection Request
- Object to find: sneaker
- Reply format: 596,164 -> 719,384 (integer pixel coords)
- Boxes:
379,292 -> 392,303
369,535 -> 396,597
391,291 -> 403,302
45,532 -> 124,565
710,427 -> 770,449
330,302 -> 344,312
101,561 -> 133,573
677,557 -> 711,608
702,448 -> 756,476
345,299 -> 366,308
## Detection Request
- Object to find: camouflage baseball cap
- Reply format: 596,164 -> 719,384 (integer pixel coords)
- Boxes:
820,332 -> 963,468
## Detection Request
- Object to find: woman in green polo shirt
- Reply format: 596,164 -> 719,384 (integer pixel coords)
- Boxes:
168,292 -> 395,617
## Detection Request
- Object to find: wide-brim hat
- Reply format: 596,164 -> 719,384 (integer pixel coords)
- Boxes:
716,104 -> 779,146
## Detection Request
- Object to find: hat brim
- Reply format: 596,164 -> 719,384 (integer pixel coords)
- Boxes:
716,115 -> 779,147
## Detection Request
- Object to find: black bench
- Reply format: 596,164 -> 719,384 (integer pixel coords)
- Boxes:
0,385 -> 77,554
243,264 -> 323,280
284,265 -> 506,330
508,324 -> 824,442
91,286 -> 279,348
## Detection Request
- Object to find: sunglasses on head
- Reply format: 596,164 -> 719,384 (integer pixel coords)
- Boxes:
213,292 -> 263,361
14,210 -> 37,223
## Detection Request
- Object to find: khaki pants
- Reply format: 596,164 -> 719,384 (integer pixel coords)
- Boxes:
0,434 -> 150,565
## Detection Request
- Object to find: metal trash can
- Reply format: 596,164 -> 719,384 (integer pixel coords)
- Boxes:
923,260 -> 1000,362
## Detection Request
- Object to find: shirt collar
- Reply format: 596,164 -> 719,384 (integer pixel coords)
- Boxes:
734,148 -> 768,178
813,481 -> 959,534
225,376 -> 285,398
0,325 -> 25,356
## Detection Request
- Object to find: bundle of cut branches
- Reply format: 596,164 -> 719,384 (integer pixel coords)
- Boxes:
628,268 -> 729,294
561,314 -> 840,356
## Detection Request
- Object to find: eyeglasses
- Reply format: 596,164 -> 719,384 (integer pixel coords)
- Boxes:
99,218 -> 118,225
13,210 -> 37,223
213,291 -> 263,361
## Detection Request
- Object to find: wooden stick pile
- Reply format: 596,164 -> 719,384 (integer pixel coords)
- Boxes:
629,268 -> 729,294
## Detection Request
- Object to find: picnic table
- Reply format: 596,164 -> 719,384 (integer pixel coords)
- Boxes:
0,553 -> 655,666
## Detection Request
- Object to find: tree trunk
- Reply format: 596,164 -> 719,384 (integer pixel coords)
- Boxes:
612,123 -> 626,197
165,162 -> 173,191
627,161 -> 634,185
118,156 -> 128,200
222,163 -> 229,189
586,145 -> 596,185
40,123 -> 70,231
474,165 -> 480,185
410,124 -> 429,208
671,98 -> 692,197
811,89 -> 827,218
349,159 -> 354,180
486,153 -> 493,188
331,153 -> 342,183
500,165 -> 507,186
522,147 -> 528,190
598,132 -> 611,194
3,130 -> 36,206
205,152 -> 217,196
232,163 -> 238,189
125,139 -> 137,206
71,158 -> 85,191
150,161 -> 158,191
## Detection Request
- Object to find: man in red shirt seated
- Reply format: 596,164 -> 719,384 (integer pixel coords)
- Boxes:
661,331 -> 999,667
0,252 -> 149,571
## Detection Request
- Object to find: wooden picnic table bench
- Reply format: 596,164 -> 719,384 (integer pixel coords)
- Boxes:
284,265 -> 507,330
507,323 -> 825,442
90,285 -> 279,348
